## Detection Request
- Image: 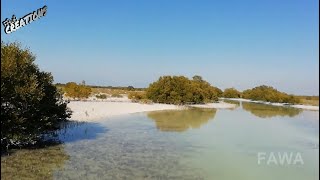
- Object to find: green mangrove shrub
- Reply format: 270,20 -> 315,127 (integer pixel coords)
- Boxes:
242,85 -> 300,104
1,42 -> 71,150
64,81 -> 92,99
223,88 -> 241,98
146,75 -> 219,105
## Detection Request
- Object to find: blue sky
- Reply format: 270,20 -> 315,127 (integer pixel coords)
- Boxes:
1,0 -> 319,95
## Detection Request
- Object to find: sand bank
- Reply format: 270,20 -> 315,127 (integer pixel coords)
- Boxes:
221,98 -> 319,111
67,100 -> 237,122
188,102 -> 237,109
67,101 -> 181,122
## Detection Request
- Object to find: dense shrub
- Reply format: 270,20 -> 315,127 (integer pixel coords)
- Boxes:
146,75 -> 219,105
95,94 -> 107,99
223,88 -> 241,98
242,85 -> 300,104
127,86 -> 135,91
128,91 -> 146,100
111,93 -> 123,98
128,91 -> 152,103
213,87 -> 223,97
64,82 -> 92,99
1,42 -> 71,150
139,99 -> 153,104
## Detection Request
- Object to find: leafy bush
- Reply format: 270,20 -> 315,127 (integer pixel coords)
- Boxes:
128,91 -> 152,103
1,42 -> 71,150
223,88 -> 241,98
95,94 -> 107,99
111,93 -> 123,98
146,75 -> 219,105
213,87 -> 223,97
242,85 -> 300,104
127,86 -> 135,91
64,82 -> 92,99
128,91 -> 146,100
139,99 -> 153,104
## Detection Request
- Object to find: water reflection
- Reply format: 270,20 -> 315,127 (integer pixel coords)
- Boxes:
1,144 -> 69,180
54,119 -> 203,180
242,102 -> 302,118
222,99 -> 241,107
57,120 -> 108,143
0,106 -> 317,180
1,120 -> 107,180
147,108 -> 216,132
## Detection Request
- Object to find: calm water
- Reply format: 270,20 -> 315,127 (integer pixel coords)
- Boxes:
1,102 -> 319,180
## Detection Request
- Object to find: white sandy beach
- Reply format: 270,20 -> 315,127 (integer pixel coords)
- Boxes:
67,99 -> 237,122
67,94 -> 320,122
66,96 -> 318,122
67,101 -> 182,122
188,102 -> 237,109
221,98 -> 319,111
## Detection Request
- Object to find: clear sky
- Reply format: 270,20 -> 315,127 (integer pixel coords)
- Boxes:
1,0 -> 319,95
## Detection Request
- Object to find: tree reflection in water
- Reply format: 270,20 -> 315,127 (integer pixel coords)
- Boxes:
147,108 -> 217,132
222,99 -> 241,107
242,102 -> 302,118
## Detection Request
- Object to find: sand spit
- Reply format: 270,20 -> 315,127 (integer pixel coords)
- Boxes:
67,100 -> 236,122
221,98 -> 319,111
67,101 -> 181,122
188,102 -> 237,109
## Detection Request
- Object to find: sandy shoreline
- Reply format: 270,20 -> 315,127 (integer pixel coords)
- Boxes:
67,100 -> 236,122
188,102 -> 237,109
66,96 -> 318,122
221,98 -> 319,111
67,101 -> 181,122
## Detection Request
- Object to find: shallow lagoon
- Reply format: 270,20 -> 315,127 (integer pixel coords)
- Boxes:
1,102 -> 319,180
